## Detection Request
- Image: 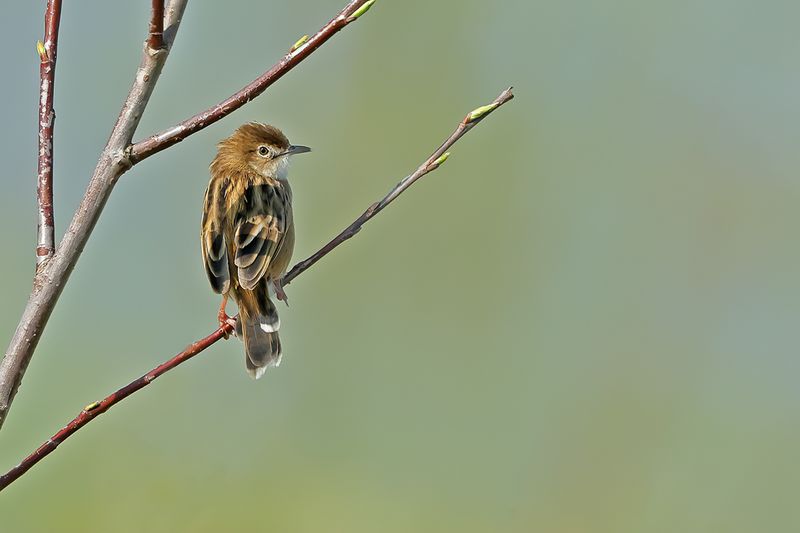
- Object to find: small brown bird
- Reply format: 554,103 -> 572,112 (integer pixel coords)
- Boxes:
201,123 -> 310,379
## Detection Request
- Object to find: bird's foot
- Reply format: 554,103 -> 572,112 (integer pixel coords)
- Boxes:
217,298 -> 237,339
273,279 -> 289,307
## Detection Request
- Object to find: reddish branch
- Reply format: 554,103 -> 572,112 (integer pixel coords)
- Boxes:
129,0 -> 374,163
0,87 -> 514,492
36,0 -> 63,266
148,0 -> 165,50
0,324 -> 233,491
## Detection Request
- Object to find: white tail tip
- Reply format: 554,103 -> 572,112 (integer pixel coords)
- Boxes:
248,366 -> 268,380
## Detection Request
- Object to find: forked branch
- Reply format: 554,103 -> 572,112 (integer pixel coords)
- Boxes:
0,88 -> 514,492
0,0 -> 189,433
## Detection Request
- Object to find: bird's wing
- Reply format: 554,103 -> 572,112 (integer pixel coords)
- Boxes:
233,183 -> 288,291
201,180 -> 230,294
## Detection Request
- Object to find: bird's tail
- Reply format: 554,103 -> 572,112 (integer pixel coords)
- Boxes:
238,295 -> 282,379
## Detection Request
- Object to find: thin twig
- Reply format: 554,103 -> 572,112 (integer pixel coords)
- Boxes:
129,0 -> 374,163
35,0 -> 63,267
0,88 -> 514,492
284,87 -> 514,286
0,0 -> 373,431
148,0 -> 165,50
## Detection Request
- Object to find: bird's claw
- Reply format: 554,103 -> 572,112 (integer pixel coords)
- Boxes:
218,311 -> 238,339
273,279 -> 289,307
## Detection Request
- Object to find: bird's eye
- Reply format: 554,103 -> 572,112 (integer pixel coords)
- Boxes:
257,146 -> 270,157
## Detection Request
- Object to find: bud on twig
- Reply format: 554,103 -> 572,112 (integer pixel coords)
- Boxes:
467,102 -> 500,122
432,152 -> 451,168
36,40 -> 48,61
348,0 -> 376,21
290,35 -> 309,53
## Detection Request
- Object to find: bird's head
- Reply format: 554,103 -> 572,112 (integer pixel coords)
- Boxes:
218,122 -> 310,179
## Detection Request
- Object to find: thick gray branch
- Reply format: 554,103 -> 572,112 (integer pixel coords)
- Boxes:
0,0 -> 188,430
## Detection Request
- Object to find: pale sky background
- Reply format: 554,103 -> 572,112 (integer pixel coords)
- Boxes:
1,1 -> 799,531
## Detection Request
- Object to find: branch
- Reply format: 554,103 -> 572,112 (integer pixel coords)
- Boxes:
129,0 -> 376,163
0,87 -> 514,492
35,0 -> 63,267
0,0 -> 189,430
148,0 -> 165,50
0,325 -> 233,491
0,0 -> 373,431
283,87 -> 514,286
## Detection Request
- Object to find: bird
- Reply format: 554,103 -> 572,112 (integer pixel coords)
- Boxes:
201,122 -> 310,379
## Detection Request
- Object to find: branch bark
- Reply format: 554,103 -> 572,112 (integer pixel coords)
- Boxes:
0,87 -> 513,492
35,0 -> 63,267
0,0 -> 373,431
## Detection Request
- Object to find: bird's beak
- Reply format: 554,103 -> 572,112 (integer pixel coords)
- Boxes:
281,145 -> 311,157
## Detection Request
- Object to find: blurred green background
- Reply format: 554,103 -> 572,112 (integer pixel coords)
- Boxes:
1,0 -> 799,531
